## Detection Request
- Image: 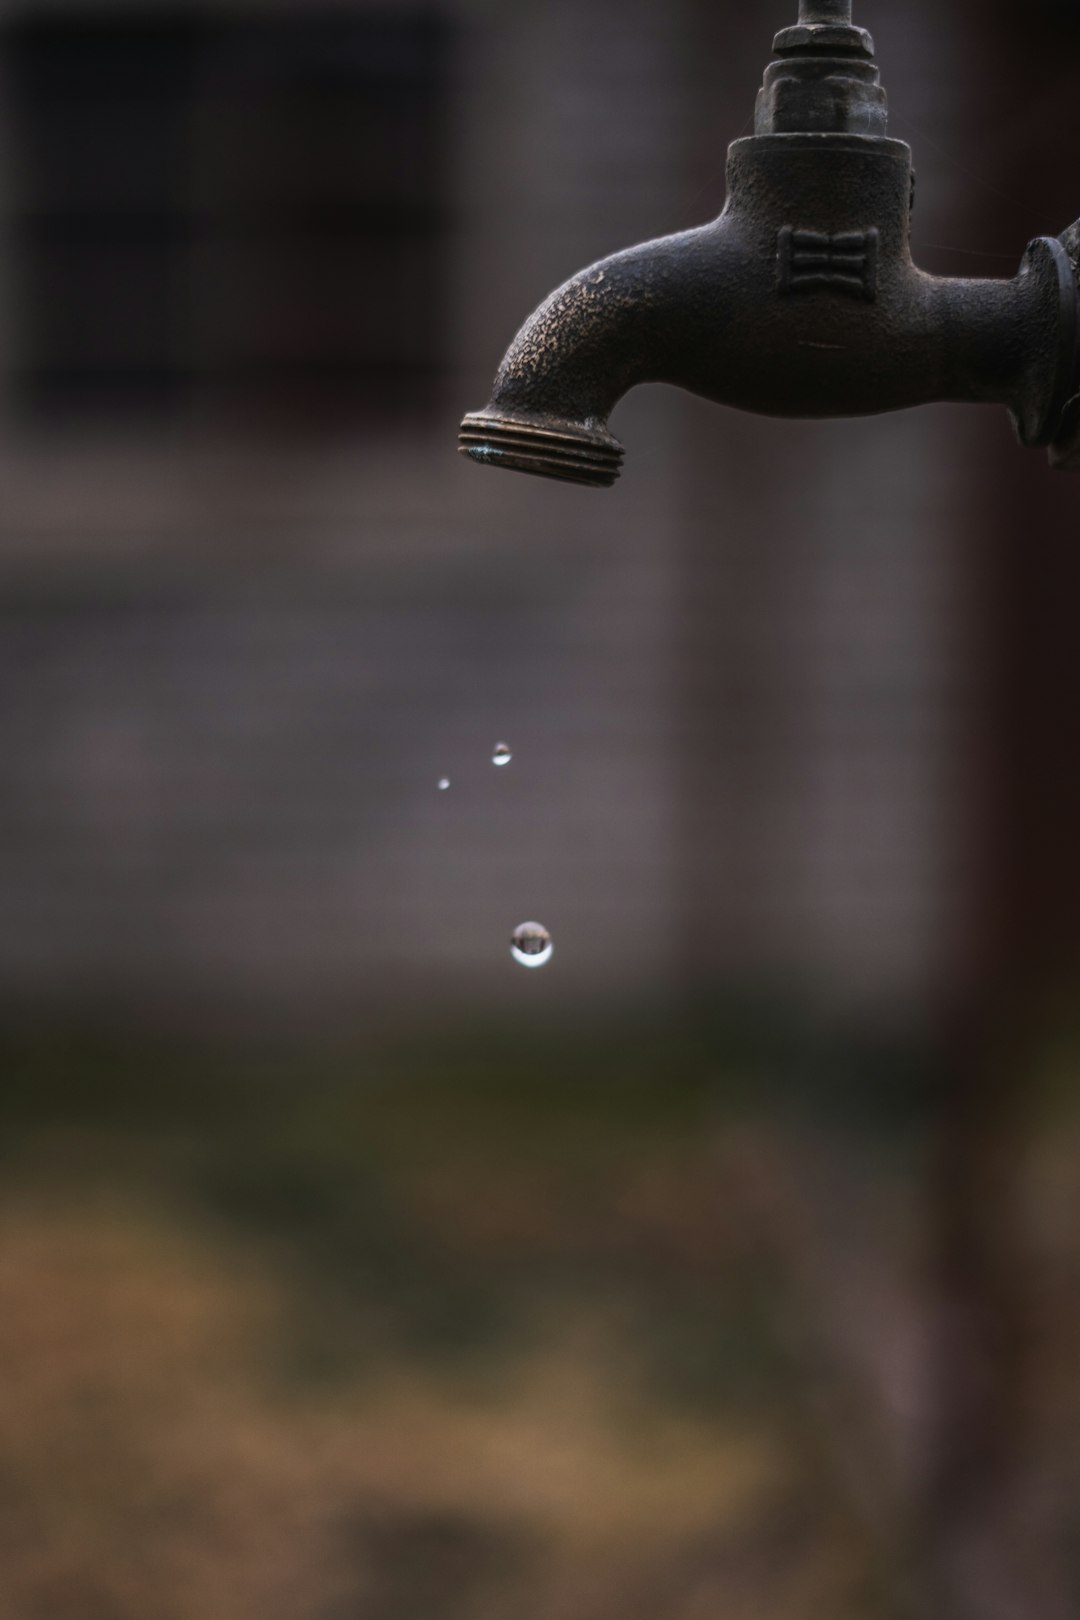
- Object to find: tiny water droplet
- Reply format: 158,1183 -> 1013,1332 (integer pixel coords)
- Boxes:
492,742 -> 512,767
511,921 -> 553,969
438,777 -> 450,791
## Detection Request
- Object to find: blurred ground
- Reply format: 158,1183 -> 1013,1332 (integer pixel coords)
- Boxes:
0,1018 -> 1075,1619
0,1020 -> 910,1620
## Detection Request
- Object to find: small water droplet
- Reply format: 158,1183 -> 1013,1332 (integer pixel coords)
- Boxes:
492,742 -> 512,767
511,921 -> 552,969
438,777 -> 451,791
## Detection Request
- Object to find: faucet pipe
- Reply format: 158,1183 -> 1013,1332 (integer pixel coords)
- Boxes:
800,0 -> 852,21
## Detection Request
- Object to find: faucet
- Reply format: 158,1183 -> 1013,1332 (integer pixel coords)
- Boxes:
459,0 -> 1080,487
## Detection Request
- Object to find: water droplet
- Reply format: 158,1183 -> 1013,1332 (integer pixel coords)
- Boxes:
510,921 -> 553,969
438,777 -> 450,791
492,742 -> 512,767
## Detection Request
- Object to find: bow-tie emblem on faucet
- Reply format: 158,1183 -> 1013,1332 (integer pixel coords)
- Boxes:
459,0 -> 1080,487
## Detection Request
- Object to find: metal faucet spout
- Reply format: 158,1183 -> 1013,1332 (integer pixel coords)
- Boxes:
459,223 -> 735,489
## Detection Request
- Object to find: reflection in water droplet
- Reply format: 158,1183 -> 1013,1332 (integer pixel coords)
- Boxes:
438,778 -> 450,791
511,921 -> 553,968
492,742 -> 512,767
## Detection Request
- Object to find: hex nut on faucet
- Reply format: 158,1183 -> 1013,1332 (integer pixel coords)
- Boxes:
460,0 -> 1080,486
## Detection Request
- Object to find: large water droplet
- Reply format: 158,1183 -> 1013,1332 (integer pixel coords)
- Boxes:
511,921 -> 552,968
438,777 -> 450,791
492,742 -> 512,767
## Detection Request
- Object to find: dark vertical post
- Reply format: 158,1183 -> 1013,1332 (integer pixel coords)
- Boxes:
917,2 -> 1080,1615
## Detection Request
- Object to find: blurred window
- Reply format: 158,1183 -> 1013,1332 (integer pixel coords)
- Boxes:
4,10 -> 451,431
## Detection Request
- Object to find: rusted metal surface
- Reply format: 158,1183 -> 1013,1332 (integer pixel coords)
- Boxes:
460,1 -> 1080,487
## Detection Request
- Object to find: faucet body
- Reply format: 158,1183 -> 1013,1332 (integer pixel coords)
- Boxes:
460,5 -> 1080,487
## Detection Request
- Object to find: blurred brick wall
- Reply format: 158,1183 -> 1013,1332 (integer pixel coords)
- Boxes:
0,0 -> 1064,1027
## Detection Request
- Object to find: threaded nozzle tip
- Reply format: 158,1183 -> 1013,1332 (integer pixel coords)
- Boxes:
458,412 -> 624,489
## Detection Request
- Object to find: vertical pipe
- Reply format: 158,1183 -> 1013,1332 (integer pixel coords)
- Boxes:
799,0 -> 854,23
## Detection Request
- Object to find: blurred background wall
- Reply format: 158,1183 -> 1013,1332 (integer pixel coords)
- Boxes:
0,0 -> 1015,1025
0,2 -> 1077,1617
